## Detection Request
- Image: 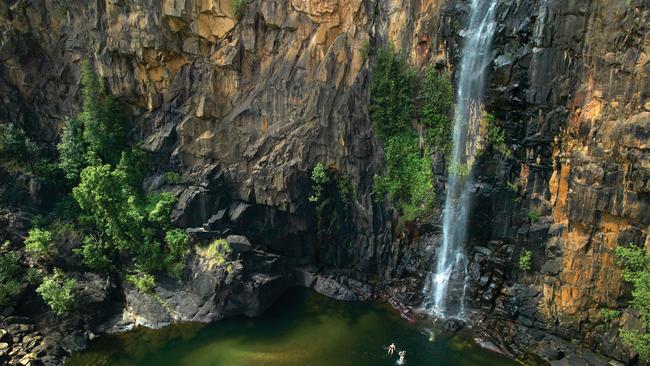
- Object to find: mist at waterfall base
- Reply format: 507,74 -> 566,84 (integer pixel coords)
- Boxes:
424,0 -> 498,319
67,288 -> 518,366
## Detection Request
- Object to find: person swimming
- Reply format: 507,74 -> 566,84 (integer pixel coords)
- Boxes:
387,343 -> 396,356
397,350 -> 406,365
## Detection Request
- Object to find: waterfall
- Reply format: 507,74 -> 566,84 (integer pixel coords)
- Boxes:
425,0 -> 498,319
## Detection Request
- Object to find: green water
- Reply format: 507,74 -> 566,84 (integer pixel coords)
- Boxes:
67,288 -> 518,366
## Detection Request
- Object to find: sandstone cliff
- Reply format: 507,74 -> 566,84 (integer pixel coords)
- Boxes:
0,0 -> 648,365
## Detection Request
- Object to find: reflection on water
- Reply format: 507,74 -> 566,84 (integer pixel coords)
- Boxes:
67,288 -> 519,366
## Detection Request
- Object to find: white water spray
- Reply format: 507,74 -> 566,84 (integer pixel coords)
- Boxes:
426,0 -> 498,318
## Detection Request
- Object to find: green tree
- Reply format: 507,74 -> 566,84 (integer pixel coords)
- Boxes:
73,236 -> 112,272
419,68 -> 453,153
146,192 -> 177,227
73,163 -> 136,250
57,116 -> 88,181
164,229 -> 190,279
615,245 -> 650,361
370,47 -> 415,141
117,149 -> 151,191
308,163 -> 329,203
73,163 -> 185,276
0,248 -> 23,307
79,60 -> 126,165
369,47 -> 437,219
164,171 -> 182,184
0,123 -> 39,169
382,135 -> 434,207
25,228 -> 55,261
36,268 -> 76,315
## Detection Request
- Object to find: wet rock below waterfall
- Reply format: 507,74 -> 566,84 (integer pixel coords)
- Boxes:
443,319 -> 466,333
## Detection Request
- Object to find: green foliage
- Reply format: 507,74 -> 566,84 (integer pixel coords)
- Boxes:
308,163 -> 329,203
370,46 -> 415,141
24,228 -> 55,261
231,0 -> 247,18
57,116 -> 88,181
621,331 -> 650,361
73,163 -> 135,250
337,175 -> 354,208
197,239 -> 232,267
146,192 -> 177,227
164,229 -> 190,279
419,67 -> 453,154
600,308 -> 621,322
58,60 -> 129,180
116,149 -> 151,191
14,61 -> 188,299
79,60 -> 126,165
615,245 -> 650,361
126,273 -> 156,294
164,171 -> 182,184
36,268 -> 76,315
400,202 -> 429,225
72,163 -> 183,276
373,135 -> 435,215
528,209 -> 541,223
506,180 -> 519,193
52,194 -> 81,220
0,123 -> 39,170
25,267 -> 44,285
369,48 -> 444,221
0,248 -> 23,307
484,113 -> 510,157
74,236 -> 112,272
447,162 -> 472,178
519,250 -> 532,271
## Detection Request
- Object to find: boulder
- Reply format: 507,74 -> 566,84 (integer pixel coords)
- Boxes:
311,276 -> 357,301
226,235 -> 252,253
186,227 -> 221,240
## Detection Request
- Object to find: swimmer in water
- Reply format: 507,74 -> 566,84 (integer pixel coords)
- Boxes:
398,350 -> 406,363
387,343 -> 396,355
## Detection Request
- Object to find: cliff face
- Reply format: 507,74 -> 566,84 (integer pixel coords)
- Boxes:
468,0 -> 649,361
0,0 -> 649,364
1,0 -> 398,271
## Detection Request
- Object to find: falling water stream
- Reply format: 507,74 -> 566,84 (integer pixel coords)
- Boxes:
426,0 -> 499,318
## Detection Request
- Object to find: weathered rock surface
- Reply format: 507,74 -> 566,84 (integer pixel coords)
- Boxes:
0,0 -> 649,365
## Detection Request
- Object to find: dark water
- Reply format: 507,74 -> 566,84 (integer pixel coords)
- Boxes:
67,288 -> 519,366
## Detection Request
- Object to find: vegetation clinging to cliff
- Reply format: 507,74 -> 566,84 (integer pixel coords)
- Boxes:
15,61 -> 191,313
0,123 -> 38,171
36,268 -> 76,315
370,47 -> 453,219
370,46 -> 415,141
308,162 -> 329,203
231,0 -> 247,18
419,68 -> 454,155
519,250 -> 532,271
615,245 -> 650,361
0,244 -> 23,308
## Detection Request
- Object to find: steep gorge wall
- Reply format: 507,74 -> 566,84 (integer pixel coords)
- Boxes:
367,0 -> 650,361
0,0 -> 649,364
454,0 -> 650,362
0,0 -> 398,273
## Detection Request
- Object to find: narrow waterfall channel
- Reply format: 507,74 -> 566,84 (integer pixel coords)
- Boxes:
426,0 -> 499,318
